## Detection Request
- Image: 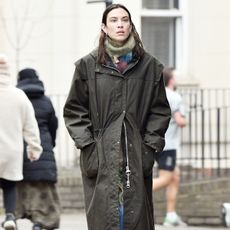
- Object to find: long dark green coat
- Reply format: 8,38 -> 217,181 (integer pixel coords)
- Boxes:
64,49 -> 171,230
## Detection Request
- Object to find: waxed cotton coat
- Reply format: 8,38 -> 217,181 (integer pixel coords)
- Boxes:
64,49 -> 171,230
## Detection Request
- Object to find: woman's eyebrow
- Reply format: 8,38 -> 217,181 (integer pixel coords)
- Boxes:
109,16 -> 129,19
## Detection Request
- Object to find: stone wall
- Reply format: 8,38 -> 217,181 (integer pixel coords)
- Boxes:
57,173 -> 85,211
57,175 -> 230,226
57,175 -> 229,226
154,177 -> 230,226
0,174 -> 229,227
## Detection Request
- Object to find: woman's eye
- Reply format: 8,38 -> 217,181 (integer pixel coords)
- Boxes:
122,18 -> 129,22
110,19 -> 117,22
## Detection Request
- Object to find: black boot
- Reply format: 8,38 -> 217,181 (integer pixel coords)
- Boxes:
1,213 -> 17,230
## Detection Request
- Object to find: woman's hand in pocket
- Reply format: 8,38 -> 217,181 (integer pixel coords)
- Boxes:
80,142 -> 98,178
142,143 -> 156,177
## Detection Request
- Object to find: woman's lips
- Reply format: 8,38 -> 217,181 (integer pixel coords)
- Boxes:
117,31 -> 124,34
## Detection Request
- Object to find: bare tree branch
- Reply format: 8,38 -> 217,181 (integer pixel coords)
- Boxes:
0,0 -> 54,72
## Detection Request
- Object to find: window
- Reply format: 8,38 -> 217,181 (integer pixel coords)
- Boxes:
141,0 -> 183,68
142,0 -> 178,9
142,17 -> 176,66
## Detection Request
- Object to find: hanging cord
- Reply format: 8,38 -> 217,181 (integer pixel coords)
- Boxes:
94,72 -> 100,126
123,121 -> 131,188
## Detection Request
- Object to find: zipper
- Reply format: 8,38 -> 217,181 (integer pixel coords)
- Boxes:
123,120 -> 131,189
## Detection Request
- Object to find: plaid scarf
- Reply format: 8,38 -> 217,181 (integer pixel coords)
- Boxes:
115,52 -> 133,72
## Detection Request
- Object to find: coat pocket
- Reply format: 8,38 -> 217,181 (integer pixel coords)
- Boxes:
142,143 -> 155,177
80,142 -> 98,178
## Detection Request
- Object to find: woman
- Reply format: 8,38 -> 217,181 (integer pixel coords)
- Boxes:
16,68 -> 61,230
64,4 -> 171,230
0,55 -> 42,230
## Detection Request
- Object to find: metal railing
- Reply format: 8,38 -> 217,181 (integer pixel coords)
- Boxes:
49,94 -> 79,169
179,87 -> 230,109
177,88 -> 230,182
50,89 -> 230,182
178,106 -> 230,182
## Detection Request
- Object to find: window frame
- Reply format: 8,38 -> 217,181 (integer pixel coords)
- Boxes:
140,0 -> 188,71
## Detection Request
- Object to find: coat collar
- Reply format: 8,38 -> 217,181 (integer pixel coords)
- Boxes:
91,48 -> 140,77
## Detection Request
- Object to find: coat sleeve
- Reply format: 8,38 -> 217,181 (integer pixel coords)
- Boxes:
143,72 -> 171,153
47,98 -> 58,147
22,96 -> 43,159
63,63 -> 95,149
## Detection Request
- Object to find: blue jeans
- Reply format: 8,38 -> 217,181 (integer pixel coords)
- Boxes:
119,205 -> 124,230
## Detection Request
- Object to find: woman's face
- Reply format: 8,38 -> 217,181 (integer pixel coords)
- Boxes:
102,8 -> 132,45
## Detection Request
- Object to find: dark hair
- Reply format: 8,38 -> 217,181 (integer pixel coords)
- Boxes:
163,67 -> 175,86
97,4 -> 144,64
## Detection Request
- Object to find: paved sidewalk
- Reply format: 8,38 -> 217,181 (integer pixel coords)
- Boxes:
0,212 -> 227,229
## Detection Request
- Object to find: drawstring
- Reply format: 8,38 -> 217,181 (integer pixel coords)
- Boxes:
94,67 -> 100,128
123,121 -> 131,189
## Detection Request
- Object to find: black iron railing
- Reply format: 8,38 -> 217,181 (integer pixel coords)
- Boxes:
179,87 -> 230,109
176,88 -> 230,182
178,106 -> 230,182
49,89 -> 230,183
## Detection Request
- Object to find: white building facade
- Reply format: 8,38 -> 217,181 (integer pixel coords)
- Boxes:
1,0 -> 230,90
0,0 -> 230,167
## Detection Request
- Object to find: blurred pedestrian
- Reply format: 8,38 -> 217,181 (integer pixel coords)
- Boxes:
153,67 -> 187,226
64,4 -> 171,230
16,68 -> 61,230
0,55 -> 42,230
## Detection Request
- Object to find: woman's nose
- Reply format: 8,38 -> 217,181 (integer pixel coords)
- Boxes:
117,20 -> 123,28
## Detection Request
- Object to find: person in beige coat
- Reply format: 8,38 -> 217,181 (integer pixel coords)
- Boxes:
0,54 -> 42,230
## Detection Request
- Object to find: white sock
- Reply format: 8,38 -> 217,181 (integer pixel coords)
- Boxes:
166,212 -> 177,221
